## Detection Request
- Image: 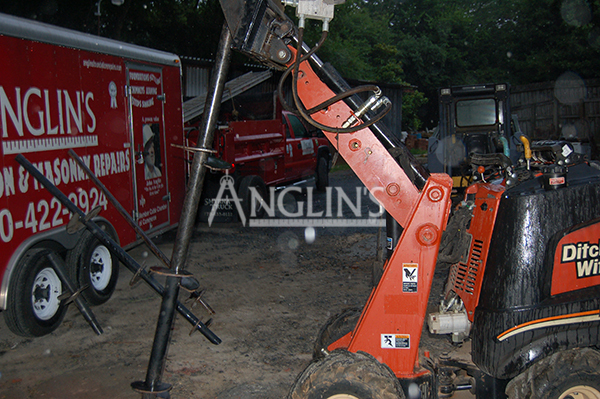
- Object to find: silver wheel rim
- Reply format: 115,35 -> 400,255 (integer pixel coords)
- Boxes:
89,245 -> 112,291
32,267 -> 62,320
559,386 -> 600,399
328,395 -> 360,399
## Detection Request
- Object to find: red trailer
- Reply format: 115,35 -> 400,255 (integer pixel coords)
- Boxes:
0,13 -> 186,337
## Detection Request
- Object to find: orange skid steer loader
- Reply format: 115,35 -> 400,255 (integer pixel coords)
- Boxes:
218,0 -> 600,397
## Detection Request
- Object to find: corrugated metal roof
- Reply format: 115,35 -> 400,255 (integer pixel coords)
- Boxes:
183,70 -> 273,122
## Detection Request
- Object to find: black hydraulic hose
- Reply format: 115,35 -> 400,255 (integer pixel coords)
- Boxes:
305,84 -> 379,115
277,31 -> 379,115
284,29 -> 430,190
278,28 -> 392,134
304,58 -> 430,190
277,30 -> 328,113
293,29 -> 391,134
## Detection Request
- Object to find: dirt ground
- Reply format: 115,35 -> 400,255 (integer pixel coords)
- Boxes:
0,170 -> 467,399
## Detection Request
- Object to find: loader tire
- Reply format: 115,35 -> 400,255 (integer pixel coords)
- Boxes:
506,348 -> 600,399
288,350 -> 405,399
5,248 -> 68,337
313,307 -> 362,360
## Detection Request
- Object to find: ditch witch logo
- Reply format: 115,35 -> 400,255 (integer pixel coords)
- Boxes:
208,174 -> 385,227
561,241 -> 600,278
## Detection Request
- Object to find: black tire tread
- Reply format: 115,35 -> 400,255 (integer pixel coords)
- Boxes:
4,248 -> 67,337
313,307 -> 362,360
288,350 -> 405,399
66,229 -> 118,306
506,348 -> 600,399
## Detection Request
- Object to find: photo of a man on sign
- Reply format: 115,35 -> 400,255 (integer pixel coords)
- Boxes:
143,124 -> 162,179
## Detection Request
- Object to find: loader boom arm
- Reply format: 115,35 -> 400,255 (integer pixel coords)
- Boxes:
220,0 -> 453,378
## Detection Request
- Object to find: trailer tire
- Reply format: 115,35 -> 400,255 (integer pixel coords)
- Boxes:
67,229 -> 119,306
506,348 -> 600,399
316,156 -> 329,192
313,307 -> 362,360
5,248 -> 68,337
288,350 -> 405,399
239,175 -> 268,219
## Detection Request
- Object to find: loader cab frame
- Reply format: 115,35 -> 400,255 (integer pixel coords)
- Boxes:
428,83 -> 517,189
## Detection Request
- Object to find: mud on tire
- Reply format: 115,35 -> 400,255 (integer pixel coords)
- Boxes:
313,307 -> 362,360
506,348 -> 600,399
288,350 -> 405,399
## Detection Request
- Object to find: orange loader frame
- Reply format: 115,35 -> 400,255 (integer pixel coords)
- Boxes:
295,59 -> 453,379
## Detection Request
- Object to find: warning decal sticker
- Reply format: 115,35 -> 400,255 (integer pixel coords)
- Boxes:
381,334 -> 410,349
402,263 -> 418,293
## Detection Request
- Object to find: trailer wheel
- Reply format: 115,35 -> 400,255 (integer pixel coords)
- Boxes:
288,350 -> 405,399
67,229 -> 119,306
239,175 -> 268,219
506,348 -> 600,399
4,248 -> 68,337
316,156 -> 329,192
313,307 -> 362,360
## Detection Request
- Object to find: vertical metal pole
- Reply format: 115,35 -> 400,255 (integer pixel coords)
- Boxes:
139,23 -> 233,398
172,23 -> 233,274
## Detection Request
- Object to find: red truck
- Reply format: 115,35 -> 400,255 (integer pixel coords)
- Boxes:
0,13 -> 187,336
192,109 -> 332,222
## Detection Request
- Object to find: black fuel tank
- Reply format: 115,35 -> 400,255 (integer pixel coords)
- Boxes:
471,162 -> 600,379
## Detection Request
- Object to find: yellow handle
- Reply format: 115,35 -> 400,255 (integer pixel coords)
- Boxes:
519,135 -> 532,160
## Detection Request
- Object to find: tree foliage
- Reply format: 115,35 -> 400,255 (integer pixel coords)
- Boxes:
4,0 -> 600,128
0,0 -> 224,58
311,0 -> 600,87
303,0 -> 600,127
